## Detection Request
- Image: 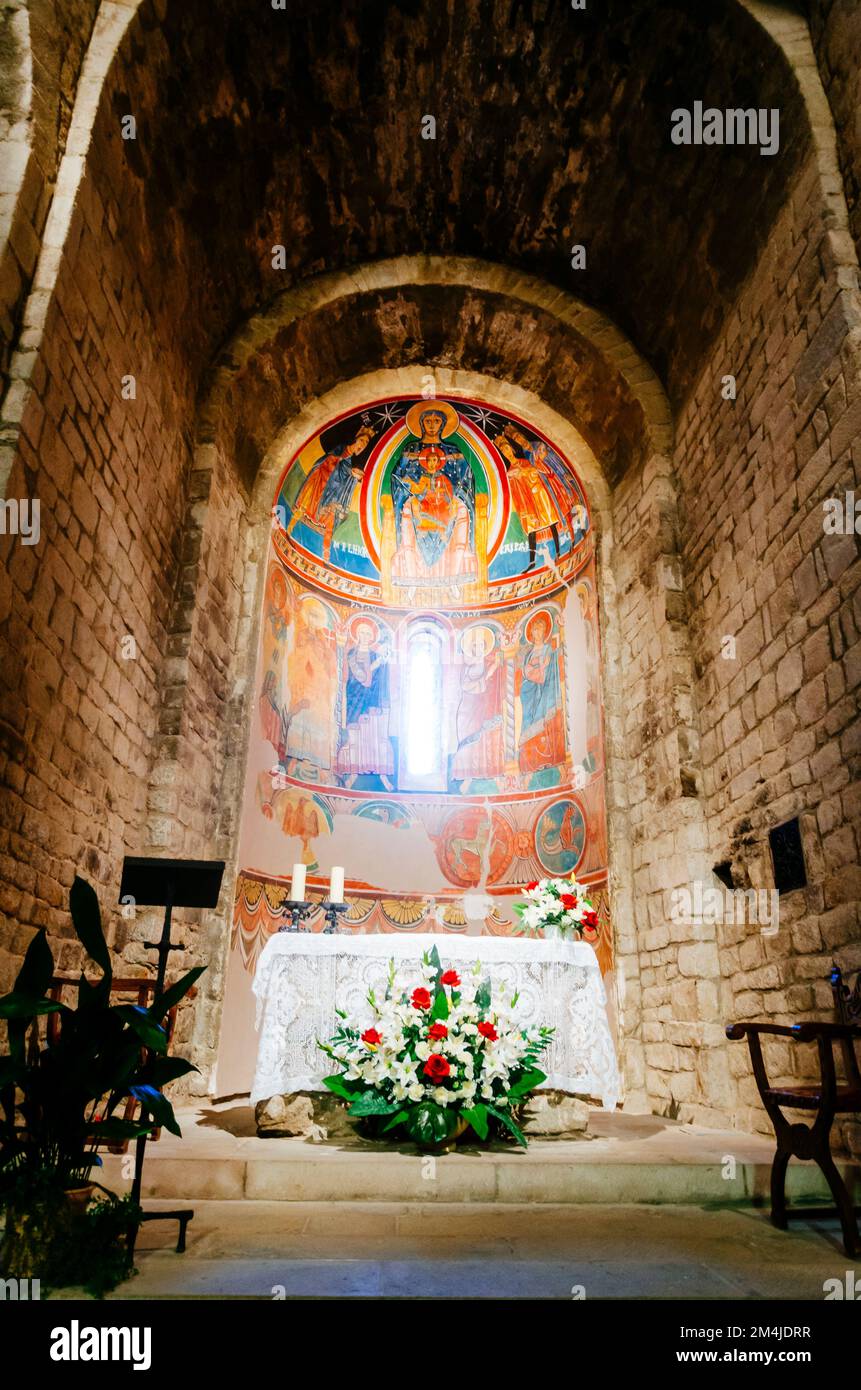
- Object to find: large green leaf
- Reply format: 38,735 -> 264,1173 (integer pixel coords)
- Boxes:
112,1004 -> 168,1053
347,1093 -> 400,1117
462,1103 -> 489,1140
0,993 -> 65,1019
488,1103 -> 528,1149
321,1073 -> 358,1101
507,1068 -> 547,1100
406,1101 -> 450,1146
430,987 -> 449,1023
129,1084 -> 181,1136
475,976 -> 491,1013
91,1116 -> 153,1143
381,1109 -> 409,1133
13,927 -> 54,999
144,1056 -> 197,1087
70,876 -> 111,980
149,966 -> 206,1020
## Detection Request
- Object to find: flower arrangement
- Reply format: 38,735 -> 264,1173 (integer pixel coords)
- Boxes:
513,873 -> 600,940
318,948 -> 553,1150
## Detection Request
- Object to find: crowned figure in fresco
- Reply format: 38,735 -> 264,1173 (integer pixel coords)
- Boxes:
381,401 -> 488,604
287,419 -> 376,562
450,625 -> 505,790
336,616 -> 395,788
517,610 -> 567,775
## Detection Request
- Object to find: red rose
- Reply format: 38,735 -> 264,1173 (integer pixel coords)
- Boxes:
428,1022 -> 448,1040
440,970 -> 460,987
422,1054 -> 451,1080
361,1028 -> 382,1046
560,893 -> 578,910
477,1021 -> 498,1042
582,909 -> 599,928
525,880 -> 539,891
411,988 -> 431,1010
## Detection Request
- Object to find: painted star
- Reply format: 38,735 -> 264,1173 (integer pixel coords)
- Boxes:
374,403 -> 401,427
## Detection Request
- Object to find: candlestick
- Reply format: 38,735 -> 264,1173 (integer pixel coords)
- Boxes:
290,862 -> 306,901
330,866 -> 345,904
322,900 -> 349,934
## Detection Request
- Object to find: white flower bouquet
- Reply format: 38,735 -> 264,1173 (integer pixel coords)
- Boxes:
513,873 -> 601,940
318,948 -> 553,1150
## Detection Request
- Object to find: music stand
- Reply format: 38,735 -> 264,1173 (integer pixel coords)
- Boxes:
118,856 -> 225,1255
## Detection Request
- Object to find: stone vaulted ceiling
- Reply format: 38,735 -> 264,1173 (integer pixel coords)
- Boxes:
111,0 -> 809,414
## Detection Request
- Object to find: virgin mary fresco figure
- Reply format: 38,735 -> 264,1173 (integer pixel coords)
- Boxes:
384,401 -> 484,601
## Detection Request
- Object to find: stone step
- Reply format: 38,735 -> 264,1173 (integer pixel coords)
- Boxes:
99,1146 -> 856,1207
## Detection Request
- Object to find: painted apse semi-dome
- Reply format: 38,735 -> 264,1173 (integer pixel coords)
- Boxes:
234,396 -> 611,974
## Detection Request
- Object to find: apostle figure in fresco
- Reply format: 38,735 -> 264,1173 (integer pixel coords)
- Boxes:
517,611 -> 566,774
389,402 -> 477,594
336,617 -> 395,787
495,434 -> 564,571
259,565 -> 293,768
287,419 -> 376,562
450,625 -> 504,789
285,600 -> 338,774
501,423 -> 583,545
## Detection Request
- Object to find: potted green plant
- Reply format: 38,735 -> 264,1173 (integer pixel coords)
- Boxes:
0,876 -> 203,1290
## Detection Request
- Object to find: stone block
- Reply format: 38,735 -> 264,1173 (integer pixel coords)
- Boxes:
521,1090 -> 590,1138
255,1091 -> 358,1141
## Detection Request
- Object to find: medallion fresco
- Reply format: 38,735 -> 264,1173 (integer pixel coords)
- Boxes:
236,396 -> 611,970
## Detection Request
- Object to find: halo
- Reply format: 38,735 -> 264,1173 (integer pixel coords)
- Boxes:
461,624 -> 496,657
405,399 -> 460,440
525,609 -> 554,642
348,612 -> 380,643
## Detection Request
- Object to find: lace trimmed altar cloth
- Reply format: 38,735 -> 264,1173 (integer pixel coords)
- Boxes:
251,932 -> 620,1110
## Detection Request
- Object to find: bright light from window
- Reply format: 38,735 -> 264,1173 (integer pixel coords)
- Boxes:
406,633 -> 440,776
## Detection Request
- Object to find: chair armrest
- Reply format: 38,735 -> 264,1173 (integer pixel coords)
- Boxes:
726,1022 -> 796,1040
791,1021 -> 861,1042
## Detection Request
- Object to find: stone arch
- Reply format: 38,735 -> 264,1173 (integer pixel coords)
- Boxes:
154,261 -> 695,1107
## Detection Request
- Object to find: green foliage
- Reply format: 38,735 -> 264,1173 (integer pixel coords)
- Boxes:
406,1102 -> 452,1147
347,1093 -> 400,1117
0,875 -> 203,1200
2,1180 -> 142,1297
462,1103 -> 489,1140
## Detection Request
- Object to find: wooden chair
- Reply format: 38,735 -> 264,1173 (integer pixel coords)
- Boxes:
726,965 -> 861,1257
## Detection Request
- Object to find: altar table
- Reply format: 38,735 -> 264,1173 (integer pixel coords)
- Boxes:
251,932 -> 620,1110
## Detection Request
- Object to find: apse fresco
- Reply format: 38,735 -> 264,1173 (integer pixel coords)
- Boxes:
235,396 -> 612,973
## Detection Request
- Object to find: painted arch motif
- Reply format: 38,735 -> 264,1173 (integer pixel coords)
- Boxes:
238,396 -> 611,969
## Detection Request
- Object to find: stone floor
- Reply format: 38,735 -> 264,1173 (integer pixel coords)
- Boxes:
52,1200 -> 858,1300
52,1100 -> 857,1299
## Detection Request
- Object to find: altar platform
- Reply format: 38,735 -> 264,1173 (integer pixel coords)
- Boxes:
99,1101 -> 859,1210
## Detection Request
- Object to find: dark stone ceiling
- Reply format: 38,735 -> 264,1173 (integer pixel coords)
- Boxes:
122,0 -> 808,409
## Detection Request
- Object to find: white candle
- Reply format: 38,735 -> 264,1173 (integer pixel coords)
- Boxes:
290,862 -> 306,902
330,866 -> 345,904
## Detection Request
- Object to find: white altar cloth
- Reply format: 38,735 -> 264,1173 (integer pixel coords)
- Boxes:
251,932 -> 620,1110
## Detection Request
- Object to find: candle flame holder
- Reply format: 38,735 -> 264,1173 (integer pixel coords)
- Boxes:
322,900 -> 349,934
279,899 -> 313,932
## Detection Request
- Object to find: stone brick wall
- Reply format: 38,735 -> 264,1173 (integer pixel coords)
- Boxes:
1,2 -> 859,1133
672,147 -> 861,1146
808,0 -> 861,263
0,0 -> 101,386
0,9 -> 200,991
